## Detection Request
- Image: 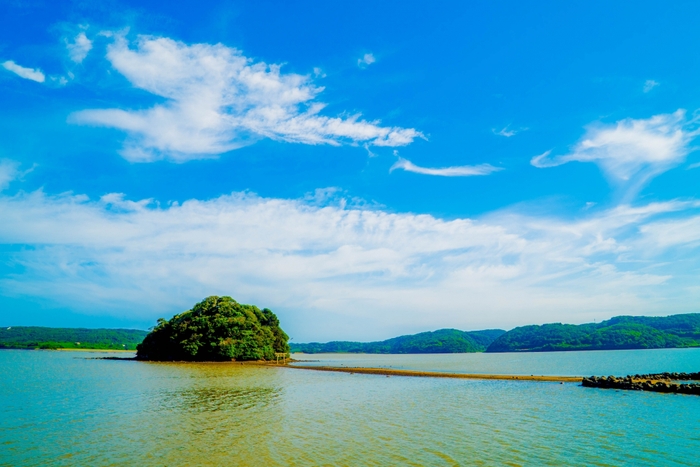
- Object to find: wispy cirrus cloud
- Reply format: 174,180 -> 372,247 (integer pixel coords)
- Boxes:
390,157 -> 502,177
70,35 -> 421,162
638,212 -> 700,250
494,127 -> 516,137
493,125 -> 526,138
643,79 -> 660,93
531,110 -> 698,197
1,60 -> 45,82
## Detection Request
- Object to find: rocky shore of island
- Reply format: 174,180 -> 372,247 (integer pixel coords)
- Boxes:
582,372 -> 700,395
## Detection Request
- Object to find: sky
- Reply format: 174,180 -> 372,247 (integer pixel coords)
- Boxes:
2,0 -> 700,341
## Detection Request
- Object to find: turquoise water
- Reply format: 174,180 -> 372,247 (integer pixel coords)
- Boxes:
1,349 -> 699,466
291,347 -> 700,376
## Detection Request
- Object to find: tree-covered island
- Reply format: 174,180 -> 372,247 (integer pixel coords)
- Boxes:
136,296 -> 290,361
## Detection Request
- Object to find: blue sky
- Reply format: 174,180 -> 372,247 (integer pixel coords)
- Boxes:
2,0 -> 700,341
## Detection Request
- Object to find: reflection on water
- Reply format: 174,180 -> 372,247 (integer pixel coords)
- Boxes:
157,386 -> 280,413
1,349 -> 699,466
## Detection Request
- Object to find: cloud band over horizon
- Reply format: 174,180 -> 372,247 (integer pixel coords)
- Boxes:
1,173 -> 699,340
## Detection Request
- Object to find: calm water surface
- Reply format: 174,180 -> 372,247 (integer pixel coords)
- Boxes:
291,347 -> 700,376
1,349 -> 699,466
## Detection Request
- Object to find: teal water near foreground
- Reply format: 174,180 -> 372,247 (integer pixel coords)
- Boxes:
1,349 -> 699,466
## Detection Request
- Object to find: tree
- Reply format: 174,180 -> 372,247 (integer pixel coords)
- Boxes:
136,296 -> 290,361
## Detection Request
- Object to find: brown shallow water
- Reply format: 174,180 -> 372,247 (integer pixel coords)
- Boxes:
1,349 -> 699,466
289,364 -> 582,382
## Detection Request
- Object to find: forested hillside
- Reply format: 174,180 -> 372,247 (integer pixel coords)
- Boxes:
290,328 -> 506,354
486,314 -> 700,352
0,326 -> 148,350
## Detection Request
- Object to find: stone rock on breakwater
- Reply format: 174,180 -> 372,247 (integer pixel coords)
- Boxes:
582,372 -> 700,395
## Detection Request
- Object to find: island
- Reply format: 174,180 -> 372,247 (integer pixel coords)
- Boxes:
136,296 -> 290,361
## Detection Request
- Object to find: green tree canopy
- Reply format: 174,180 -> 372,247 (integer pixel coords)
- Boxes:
136,296 -> 289,361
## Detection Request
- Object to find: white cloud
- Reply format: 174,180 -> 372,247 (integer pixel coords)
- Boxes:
1,186 -> 698,340
644,79 -> 660,93
357,53 -> 376,68
493,126 -> 517,137
531,110 -> 697,196
390,157 -> 502,176
638,214 -> 700,250
0,160 -> 19,190
70,35 -> 421,162
66,32 -> 93,63
1,60 -> 45,82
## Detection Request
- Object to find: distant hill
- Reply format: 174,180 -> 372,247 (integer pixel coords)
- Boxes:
0,326 -> 148,350
485,314 -> 700,352
290,328 -> 506,354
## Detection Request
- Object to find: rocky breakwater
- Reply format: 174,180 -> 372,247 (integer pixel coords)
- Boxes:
582,372 -> 700,395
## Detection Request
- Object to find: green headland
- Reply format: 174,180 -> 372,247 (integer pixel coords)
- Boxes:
0,326 -> 147,350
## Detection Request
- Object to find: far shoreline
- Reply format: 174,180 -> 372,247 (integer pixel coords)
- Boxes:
0,348 -> 138,353
54,348 -> 136,353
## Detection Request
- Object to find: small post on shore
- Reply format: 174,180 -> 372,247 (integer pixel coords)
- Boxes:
275,352 -> 287,365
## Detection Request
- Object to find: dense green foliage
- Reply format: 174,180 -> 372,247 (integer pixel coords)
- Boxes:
0,326 -> 147,350
136,296 -> 289,361
486,314 -> 700,352
290,328 -> 505,354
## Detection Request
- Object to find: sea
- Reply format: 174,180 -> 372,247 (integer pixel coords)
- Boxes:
1,348 -> 699,466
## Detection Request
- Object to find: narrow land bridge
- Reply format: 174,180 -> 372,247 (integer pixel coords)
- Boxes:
288,365 -> 581,382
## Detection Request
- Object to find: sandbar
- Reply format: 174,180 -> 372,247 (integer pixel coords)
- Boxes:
288,365 -> 582,382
